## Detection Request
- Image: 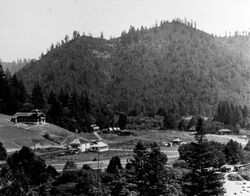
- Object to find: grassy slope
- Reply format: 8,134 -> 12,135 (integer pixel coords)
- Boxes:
0,113 -> 77,149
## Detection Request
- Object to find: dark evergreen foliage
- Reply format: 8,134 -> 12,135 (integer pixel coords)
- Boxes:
224,139 -> 243,164
182,117 -> 224,196
107,156 -> 123,174
118,112 -> 127,130
17,21 -> 250,117
31,82 -> 44,109
0,142 -> 7,160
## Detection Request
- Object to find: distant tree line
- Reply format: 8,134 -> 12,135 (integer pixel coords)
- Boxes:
214,100 -> 250,129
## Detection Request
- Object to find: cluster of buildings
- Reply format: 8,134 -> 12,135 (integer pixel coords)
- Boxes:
162,137 -> 187,147
10,110 -> 109,153
68,138 -> 109,152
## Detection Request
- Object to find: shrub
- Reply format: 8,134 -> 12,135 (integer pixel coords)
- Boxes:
239,170 -> 250,181
227,173 -> 243,181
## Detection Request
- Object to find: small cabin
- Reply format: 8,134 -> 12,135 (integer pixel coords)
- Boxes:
90,141 -> 109,152
172,137 -> 182,146
90,124 -> 100,131
69,138 -> 90,152
11,109 -> 46,125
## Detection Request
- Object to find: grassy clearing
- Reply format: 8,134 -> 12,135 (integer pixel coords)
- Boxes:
0,113 -> 75,149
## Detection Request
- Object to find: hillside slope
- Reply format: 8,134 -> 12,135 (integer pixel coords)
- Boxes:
0,113 -> 76,150
17,20 -> 250,116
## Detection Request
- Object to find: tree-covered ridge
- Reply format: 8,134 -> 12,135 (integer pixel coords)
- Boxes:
17,19 -> 250,117
1,59 -> 29,75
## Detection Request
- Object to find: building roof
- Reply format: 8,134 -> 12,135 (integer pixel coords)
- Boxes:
70,138 -> 90,145
91,141 -> 108,148
13,112 -> 34,117
218,129 -> 231,132
172,137 -> 182,142
12,110 -> 46,118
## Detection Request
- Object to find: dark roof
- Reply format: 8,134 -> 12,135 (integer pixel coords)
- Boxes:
13,111 -> 46,118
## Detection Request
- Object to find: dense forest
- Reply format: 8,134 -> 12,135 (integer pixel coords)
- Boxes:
17,19 -> 250,118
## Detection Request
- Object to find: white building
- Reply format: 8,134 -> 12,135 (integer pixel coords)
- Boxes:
91,124 -> 100,131
90,141 -> 109,152
69,138 -> 90,152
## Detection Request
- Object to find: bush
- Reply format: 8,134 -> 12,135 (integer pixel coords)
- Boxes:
239,170 -> 250,181
63,161 -> 77,172
43,132 -> 51,140
172,160 -> 188,169
227,173 -> 244,181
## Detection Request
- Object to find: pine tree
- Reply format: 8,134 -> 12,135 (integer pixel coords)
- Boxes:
58,88 -> 69,107
0,142 -> 7,160
224,139 -> 242,164
31,82 -> 44,109
0,64 -> 9,113
183,117 -> 224,196
128,142 -> 180,196
47,97 -> 64,125
163,110 -> 176,129
242,105 -> 249,118
48,90 -> 57,105
129,141 -> 148,194
85,93 -> 91,113
232,106 -> 243,126
107,156 -> 123,174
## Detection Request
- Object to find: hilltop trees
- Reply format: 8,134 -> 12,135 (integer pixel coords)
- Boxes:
17,20 -> 250,118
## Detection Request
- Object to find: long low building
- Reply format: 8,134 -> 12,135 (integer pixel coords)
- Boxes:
11,109 -> 46,125
90,141 -> 109,152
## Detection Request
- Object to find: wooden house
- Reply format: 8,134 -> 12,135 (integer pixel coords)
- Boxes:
11,109 -> 46,125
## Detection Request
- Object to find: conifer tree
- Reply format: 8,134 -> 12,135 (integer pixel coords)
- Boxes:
31,82 -> 44,109
58,88 -> 69,107
85,93 -> 91,113
224,139 -> 242,164
48,90 -> 57,105
107,156 -> 123,174
232,106 -> 243,126
128,141 -> 180,195
0,142 -> 7,160
183,117 -> 224,196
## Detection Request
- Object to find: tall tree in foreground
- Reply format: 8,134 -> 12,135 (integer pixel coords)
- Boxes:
183,117 -> 224,196
128,141 -> 181,196
0,142 -> 7,160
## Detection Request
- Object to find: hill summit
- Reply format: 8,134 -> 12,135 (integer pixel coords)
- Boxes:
17,19 -> 250,116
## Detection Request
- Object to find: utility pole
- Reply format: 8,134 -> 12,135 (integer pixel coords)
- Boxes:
96,151 -> 100,196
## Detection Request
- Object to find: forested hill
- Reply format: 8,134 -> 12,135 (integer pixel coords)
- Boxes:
17,20 -> 250,116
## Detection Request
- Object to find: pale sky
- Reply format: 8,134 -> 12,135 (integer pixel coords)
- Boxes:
1,0 -> 250,61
